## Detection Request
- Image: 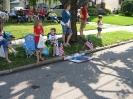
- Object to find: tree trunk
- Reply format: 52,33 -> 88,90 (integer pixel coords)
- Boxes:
70,0 -> 78,42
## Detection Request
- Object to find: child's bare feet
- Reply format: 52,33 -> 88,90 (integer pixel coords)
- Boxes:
6,59 -> 12,63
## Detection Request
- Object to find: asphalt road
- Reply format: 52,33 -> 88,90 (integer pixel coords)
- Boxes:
0,42 -> 133,99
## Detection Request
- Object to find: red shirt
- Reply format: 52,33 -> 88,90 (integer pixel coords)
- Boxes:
38,10 -> 45,16
81,7 -> 88,20
28,10 -> 34,15
34,27 -> 44,42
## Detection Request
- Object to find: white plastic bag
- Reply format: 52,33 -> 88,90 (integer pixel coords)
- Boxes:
37,35 -> 45,48
0,46 -> 5,58
56,43 -> 59,55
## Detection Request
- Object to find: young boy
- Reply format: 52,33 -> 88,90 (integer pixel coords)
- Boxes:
48,28 -> 58,57
97,15 -> 103,39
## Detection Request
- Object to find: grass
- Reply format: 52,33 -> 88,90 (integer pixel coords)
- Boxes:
3,21 -> 97,39
0,31 -> 133,71
90,15 -> 133,26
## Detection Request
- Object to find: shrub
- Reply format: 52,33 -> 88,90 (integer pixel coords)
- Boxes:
120,0 -> 133,16
88,8 -> 98,16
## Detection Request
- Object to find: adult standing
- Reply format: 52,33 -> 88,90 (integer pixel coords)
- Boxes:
61,4 -> 72,47
79,3 -> 88,37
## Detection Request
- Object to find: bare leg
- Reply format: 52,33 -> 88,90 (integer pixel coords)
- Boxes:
36,50 -> 40,63
66,33 -> 72,45
5,51 -> 12,63
62,34 -> 66,45
39,48 -> 44,60
53,44 -> 56,56
7,44 -> 18,56
80,28 -> 83,37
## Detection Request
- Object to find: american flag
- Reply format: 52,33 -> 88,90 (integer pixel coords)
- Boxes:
58,43 -> 64,56
86,39 -> 94,50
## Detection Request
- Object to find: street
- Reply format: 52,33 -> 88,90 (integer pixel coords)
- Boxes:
0,42 -> 133,99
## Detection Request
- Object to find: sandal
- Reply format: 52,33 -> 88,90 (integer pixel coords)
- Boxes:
39,57 -> 44,61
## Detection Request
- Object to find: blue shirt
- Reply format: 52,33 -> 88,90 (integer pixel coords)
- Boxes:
61,10 -> 71,24
8,12 -> 16,16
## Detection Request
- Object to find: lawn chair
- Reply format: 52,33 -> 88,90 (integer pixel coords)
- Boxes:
23,34 -> 36,58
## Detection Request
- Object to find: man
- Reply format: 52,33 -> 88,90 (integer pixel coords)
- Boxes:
48,10 -> 60,23
8,9 -> 19,23
80,3 -> 88,37
17,9 -> 27,22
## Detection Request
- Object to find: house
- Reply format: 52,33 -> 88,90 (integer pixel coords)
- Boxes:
10,0 -> 26,8
90,0 -> 124,11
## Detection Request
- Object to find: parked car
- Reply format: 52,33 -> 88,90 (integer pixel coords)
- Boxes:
38,3 -> 48,14
48,5 -> 63,18
11,7 -> 24,11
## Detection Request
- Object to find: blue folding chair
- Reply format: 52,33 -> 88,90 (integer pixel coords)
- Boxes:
23,34 -> 36,58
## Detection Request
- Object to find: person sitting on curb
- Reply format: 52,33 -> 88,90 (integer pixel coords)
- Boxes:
0,23 -> 18,63
48,28 -> 58,57
48,10 -> 60,23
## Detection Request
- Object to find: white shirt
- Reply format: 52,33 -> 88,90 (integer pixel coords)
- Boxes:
97,20 -> 103,28
49,34 -> 57,41
0,31 -> 4,41
61,10 -> 70,26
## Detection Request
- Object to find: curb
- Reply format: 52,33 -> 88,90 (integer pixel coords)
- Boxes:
0,40 -> 133,75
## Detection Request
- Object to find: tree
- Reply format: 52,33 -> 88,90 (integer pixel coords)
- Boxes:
120,0 -> 133,16
60,0 -> 90,42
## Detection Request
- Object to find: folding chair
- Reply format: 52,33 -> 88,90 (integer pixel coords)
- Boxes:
23,34 -> 36,58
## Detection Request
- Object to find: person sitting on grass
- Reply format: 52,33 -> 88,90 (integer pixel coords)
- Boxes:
48,28 -> 58,57
48,10 -> 60,23
97,15 -> 103,39
0,23 -> 18,63
34,20 -> 44,63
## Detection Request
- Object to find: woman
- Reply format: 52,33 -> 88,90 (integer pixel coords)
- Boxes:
61,3 -> 72,47
0,24 -> 18,63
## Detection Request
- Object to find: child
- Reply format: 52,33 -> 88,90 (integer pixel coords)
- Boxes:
0,23 -> 18,63
97,15 -> 103,39
34,20 -> 44,63
48,28 -> 58,57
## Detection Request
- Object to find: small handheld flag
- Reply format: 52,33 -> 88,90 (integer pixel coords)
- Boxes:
86,38 -> 94,50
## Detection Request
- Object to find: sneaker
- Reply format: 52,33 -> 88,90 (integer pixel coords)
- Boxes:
14,51 -> 18,56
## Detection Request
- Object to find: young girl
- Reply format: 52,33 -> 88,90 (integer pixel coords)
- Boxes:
34,20 -> 44,63
0,24 -> 18,63
48,28 -> 58,57
97,15 -> 103,39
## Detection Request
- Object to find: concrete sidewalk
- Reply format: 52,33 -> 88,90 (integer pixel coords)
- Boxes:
11,23 -> 133,46
0,42 -> 133,99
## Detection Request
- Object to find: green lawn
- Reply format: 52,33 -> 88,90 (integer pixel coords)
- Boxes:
3,21 -> 97,39
90,15 -> 133,26
0,31 -> 133,71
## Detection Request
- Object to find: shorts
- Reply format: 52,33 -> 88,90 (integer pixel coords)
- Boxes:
0,39 -> 9,52
97,27 -> 102,31
62,25 -> 72,34
80,19 -> 86,29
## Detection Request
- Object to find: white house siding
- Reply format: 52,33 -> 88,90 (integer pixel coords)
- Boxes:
104,0 -> 119,10
96,0 -> 119,10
